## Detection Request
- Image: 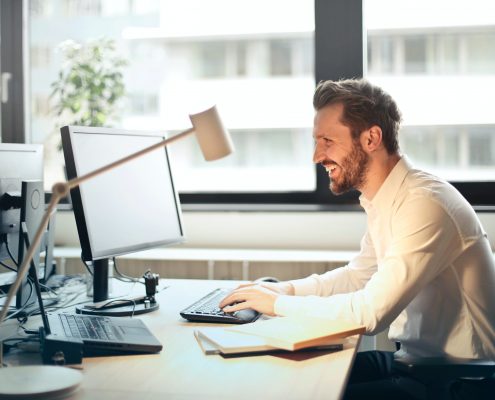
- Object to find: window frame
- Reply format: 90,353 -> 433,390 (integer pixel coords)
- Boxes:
3,0 -> 495,210
1,0 -> 26,144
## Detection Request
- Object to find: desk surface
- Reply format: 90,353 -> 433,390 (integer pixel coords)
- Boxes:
4,279 -> 360,400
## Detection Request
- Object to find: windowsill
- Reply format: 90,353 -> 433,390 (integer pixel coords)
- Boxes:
54,202 -> 495,213
181,203 -> 364,212
55,202 -> 364,212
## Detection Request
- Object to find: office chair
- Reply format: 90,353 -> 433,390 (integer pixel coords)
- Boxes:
393,355 -> 495,400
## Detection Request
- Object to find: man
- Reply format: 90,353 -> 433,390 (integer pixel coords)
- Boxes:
220,79 -> 495,399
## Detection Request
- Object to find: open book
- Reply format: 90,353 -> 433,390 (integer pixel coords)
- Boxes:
227,316 -> 365,351
194,326 -> 345,355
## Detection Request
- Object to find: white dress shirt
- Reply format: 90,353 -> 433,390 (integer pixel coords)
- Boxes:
275,157 -> 495,359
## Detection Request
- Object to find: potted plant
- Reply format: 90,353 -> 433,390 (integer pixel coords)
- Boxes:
50,37 -> 127,131
44,38 -> 128,185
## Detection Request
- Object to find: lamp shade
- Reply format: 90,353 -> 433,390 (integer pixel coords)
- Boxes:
189,105 -> 234,161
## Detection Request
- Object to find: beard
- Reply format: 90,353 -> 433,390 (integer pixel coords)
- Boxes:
329,143 -> 370,195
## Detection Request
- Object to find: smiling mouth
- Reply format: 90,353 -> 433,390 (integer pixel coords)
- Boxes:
323,163 -> 338,176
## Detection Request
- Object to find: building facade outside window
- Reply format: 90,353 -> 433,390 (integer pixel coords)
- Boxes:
0,0 -> 492,207
365,0 -> 495,182
28,0 -> 316,194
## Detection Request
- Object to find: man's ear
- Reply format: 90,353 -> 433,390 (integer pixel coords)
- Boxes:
361,125 -> 382,152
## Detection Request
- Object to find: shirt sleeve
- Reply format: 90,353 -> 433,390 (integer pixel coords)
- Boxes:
275,195 -> 463,334
290,230 -> 378,296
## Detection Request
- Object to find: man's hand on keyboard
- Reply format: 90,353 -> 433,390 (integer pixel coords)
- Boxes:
219,282 -> 293,316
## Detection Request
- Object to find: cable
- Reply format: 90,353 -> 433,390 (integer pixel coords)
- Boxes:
46,284 -> 86,310
2,336 -> 41,355
0,260 -> 16,272
5,239 -> 18,267
94,298 -> 137,318
5,279 -> 34,321
45,295 -> 92,312
80,255 -> 94,276
25,297 -> 59,318
38,275 -> 90,312
112,257 -> 143,284
112,275 -> 141,284
37,281 -> 59,297
19,326 -> 40,335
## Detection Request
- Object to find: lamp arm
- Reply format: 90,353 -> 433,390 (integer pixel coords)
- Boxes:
67,127 -> 194,189
0,127 -> 195,326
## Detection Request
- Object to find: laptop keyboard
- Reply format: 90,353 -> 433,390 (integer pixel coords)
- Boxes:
180,288 -> 260,324
59,314 -> 119,341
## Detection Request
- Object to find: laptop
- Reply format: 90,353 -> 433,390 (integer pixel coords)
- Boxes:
45,312 -> 163,355
22,224 -> 163,357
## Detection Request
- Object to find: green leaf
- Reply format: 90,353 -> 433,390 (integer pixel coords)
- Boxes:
50,37 -> 128,131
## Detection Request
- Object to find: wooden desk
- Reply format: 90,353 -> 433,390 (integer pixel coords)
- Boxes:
5,279 -> 360,400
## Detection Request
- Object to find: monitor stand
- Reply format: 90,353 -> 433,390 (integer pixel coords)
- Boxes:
75,259 -> 159,317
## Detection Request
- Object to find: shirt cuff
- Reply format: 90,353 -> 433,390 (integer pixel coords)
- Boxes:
289,276 -> 318,296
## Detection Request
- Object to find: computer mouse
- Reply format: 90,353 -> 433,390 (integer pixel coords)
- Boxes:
254,276 -> 279,284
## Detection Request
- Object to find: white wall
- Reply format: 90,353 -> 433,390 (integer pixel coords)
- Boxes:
55,210 -> 495,251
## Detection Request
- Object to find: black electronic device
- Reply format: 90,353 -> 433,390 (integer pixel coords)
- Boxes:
41,329 -> 84,365
180,288 -> 261,324
40,211 -> 57,285
15,181 -> 45,312
0,143 -> 44,313
143,269 -> 159,299
61,126 -> 185,316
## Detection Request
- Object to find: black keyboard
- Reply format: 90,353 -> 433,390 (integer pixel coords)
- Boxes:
59,314 -> 119,341
180,288 -> 260,324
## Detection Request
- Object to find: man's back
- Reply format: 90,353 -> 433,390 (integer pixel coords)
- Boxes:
388,164 -> 495,358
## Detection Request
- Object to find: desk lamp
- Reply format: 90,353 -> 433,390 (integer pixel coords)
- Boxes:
0,105 -> 233,398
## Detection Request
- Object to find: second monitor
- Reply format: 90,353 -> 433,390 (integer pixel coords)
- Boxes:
61,126 -> 185,315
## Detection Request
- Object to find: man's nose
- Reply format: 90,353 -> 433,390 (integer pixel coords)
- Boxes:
313,142 -> 324,164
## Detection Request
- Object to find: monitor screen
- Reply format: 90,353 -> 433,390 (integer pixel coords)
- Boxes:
61,126 -> 185,305
0,143 -> 44,311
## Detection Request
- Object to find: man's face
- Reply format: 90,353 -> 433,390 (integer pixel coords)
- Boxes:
313,103 -> 370,194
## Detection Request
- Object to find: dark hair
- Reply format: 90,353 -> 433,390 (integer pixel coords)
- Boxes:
313,78 -> 402,154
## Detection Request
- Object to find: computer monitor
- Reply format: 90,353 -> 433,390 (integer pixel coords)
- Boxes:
0,143 -> 44,312
61,126 -> 185,315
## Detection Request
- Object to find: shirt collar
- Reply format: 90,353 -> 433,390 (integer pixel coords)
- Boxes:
359,156 -> 413,214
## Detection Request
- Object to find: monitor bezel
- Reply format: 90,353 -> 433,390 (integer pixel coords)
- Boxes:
61,125 -> 186,262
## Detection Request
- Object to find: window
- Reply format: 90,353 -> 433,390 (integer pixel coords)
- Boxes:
365,0 -> 495,186
437,34 -> 459,74
31,46 -> 52,68
235,42 -> 248,77
403,36 -> 427,74
469,126 -> 495,167
63,0 -> 102,16
270,40 -> 293,76
128,93 -> 159,115
26,0 -> 316,198
466,33 -> 495,73
32,95 -> 51,117
30,0 -> 54,17
197,42 -> 228,78
2,0 -> 494,208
